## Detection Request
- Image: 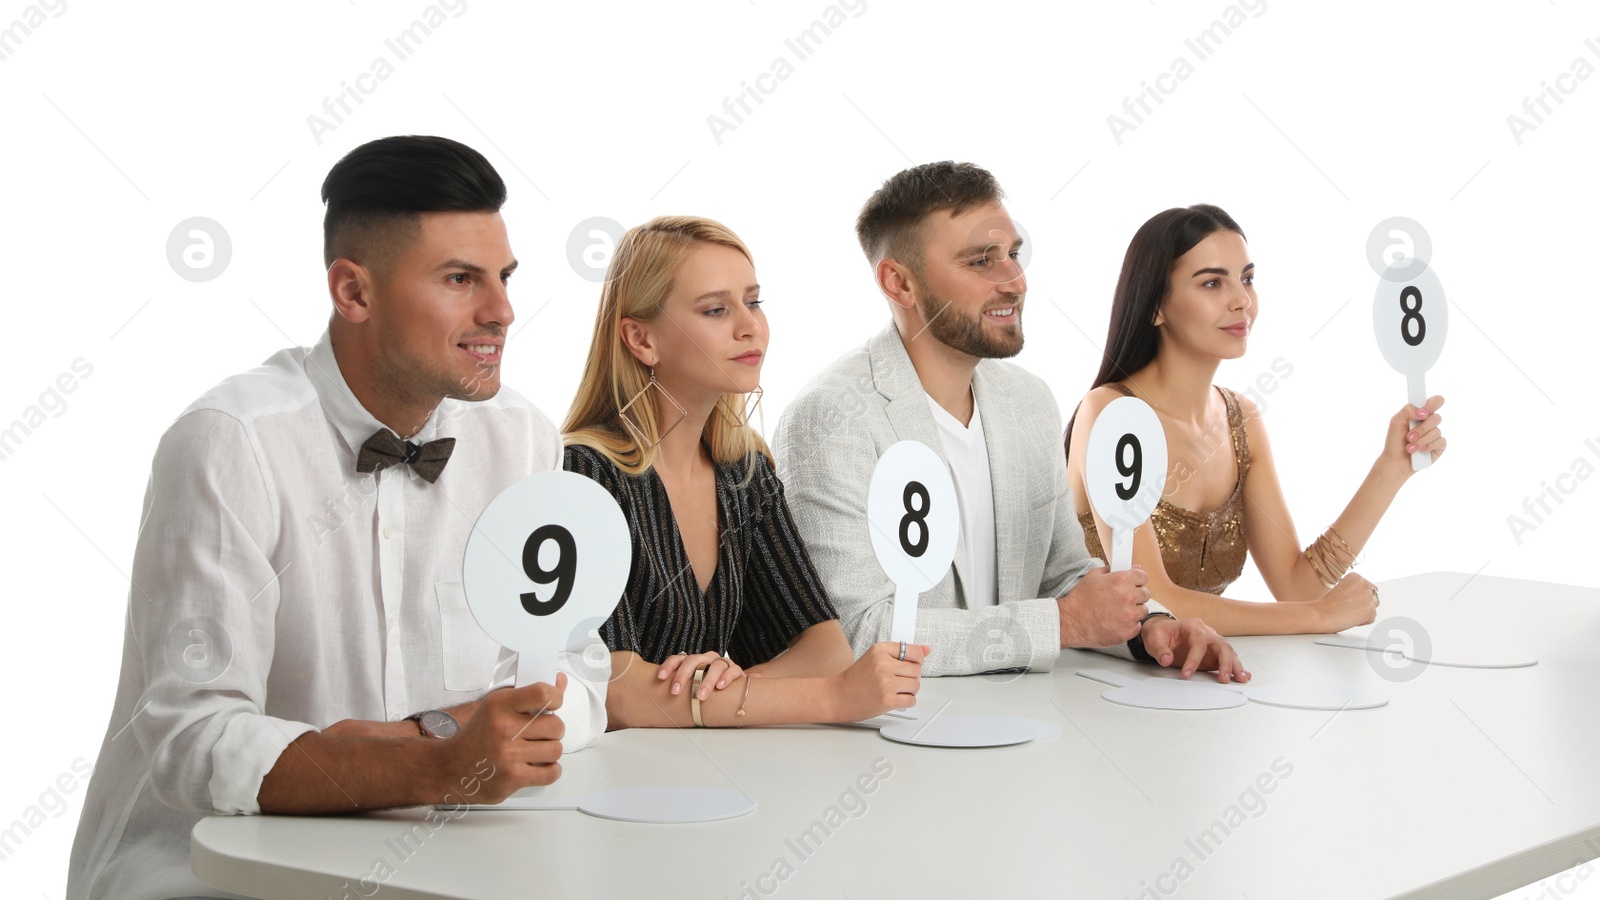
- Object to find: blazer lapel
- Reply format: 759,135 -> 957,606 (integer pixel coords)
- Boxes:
869,323 -> 972,605
974,363 -> 1025,605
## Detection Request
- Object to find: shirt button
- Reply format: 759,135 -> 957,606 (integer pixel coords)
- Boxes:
382,526 -> 394,539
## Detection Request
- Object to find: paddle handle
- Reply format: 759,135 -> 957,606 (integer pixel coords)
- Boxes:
515,652 -> 558,689
890,583 -> 919,644
1407,371 -> 1431,472
1110,528 -> 1135,572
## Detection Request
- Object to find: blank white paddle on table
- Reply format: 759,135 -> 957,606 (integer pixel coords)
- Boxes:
456,785 -> 754,823
461,471 -> 754,823
866,440 -> 1056,748
1077,669 -> 1388,711
1315,620 -> 1537,669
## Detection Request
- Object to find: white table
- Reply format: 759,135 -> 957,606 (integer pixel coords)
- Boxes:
192,572 -> 1600,899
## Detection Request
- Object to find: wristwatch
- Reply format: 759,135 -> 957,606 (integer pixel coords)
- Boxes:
405,709 -> 459,739
1127,611 -> 1176,664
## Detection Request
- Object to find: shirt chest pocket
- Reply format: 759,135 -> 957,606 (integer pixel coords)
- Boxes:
435,580 -> 505,692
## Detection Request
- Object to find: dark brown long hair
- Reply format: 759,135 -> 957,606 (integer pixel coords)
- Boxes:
1064,204 -> 1246,450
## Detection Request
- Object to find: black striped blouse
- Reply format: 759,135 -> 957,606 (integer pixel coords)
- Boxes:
563,443 -> 839,666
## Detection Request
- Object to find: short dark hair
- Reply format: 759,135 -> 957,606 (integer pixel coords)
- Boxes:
855,161 -> 1004,271
320,135 -> 508,272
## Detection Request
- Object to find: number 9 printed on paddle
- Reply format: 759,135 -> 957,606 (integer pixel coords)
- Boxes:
521,523 -> 577,615
1084,397 -> 1168,572
463,471 -> 631,686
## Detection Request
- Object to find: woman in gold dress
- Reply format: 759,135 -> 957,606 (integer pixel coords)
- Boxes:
1065,205 -> 1448,635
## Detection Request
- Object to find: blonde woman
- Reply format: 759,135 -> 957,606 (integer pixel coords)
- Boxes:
563,216 -> 928,729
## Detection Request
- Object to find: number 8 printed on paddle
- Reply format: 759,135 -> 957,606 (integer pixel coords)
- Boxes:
1084,397 -> 1168,572
867,441 -> 959,643
463,471 -> 631,686
899,481 -> 932,557
1373,263 -> 1447,472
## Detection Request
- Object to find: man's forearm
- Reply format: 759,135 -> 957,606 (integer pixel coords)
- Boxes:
257,730 -> 457,814
269,692 -> 507,811
325,699 -> 481,740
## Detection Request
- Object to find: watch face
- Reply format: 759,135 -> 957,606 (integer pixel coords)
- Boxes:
420,709 -> 459,738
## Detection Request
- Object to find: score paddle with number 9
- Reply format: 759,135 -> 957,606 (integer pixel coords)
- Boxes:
1083,396 -> 1169,572
866,440 -> 959,644
462,470 -> 631,687
1372,263 -> 1447,472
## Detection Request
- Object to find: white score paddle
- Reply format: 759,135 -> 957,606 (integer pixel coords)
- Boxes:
1373,263 -> 1448,472
1084,397 -> 1169,571
462,471 -> 631,687
462,472 -> 760,823
864,441 -> 1061,748
866,440 -> 959,644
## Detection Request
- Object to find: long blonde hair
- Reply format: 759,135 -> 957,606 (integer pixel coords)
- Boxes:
562,215 -> 772,476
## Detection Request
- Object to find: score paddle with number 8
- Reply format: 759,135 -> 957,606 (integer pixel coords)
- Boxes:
1373,263 -> 1447,472
866,441 -> 959,644
1083,397 -> 1169,572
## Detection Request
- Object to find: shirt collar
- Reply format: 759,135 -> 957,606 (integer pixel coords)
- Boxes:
304,329 -> 445,459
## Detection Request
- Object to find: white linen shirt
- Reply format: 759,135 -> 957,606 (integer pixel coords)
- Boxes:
67,330 -> 607,900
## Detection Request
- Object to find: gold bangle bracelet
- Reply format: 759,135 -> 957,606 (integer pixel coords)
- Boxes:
736,675 -> 751,720
1304,524 -> 1358,590
1326,524 -> 1357,565
1305,544 -> 1338,589
690,664 -> 707,727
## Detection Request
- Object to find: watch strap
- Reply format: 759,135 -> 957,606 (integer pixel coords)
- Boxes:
1127,611 -> 1177,663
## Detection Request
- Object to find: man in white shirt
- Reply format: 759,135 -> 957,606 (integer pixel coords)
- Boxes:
774,161 -> 1249,681
67,136 -> 606,900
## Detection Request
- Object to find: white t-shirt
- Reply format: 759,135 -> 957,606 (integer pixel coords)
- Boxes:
928,396 -> 999,608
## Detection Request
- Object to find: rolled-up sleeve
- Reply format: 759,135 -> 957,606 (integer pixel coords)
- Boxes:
129,410 -> 316,816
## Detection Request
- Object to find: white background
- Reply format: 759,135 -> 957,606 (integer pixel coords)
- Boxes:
1,1 -> 1596,897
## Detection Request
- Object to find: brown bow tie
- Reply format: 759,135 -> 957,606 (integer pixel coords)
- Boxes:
355,429 -> 456,484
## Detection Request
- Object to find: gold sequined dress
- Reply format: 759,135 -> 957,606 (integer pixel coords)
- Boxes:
1076,383 -> 1252,595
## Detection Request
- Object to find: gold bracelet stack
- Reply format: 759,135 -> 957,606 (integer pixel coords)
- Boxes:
1304,524 -> 1357,589
690,664 -> 708,727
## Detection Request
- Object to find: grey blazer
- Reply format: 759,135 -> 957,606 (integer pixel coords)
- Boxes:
774,322 -> 1138,677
